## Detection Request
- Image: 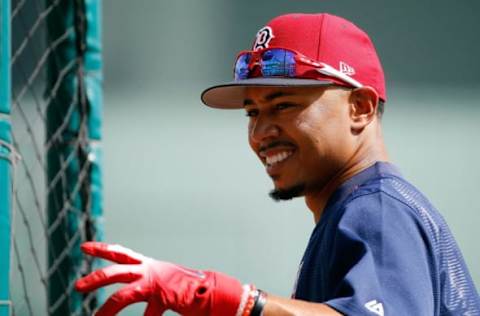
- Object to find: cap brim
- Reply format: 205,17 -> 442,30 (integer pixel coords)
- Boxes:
201,78 -> 334,109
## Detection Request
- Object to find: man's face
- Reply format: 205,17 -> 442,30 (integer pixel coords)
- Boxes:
244,86 -> 355,200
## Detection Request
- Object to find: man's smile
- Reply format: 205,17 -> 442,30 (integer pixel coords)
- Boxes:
265,150 -> 294,166
258,140 -> 297,174
265,150 -> 295,175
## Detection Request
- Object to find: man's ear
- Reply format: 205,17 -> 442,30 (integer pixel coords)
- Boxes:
349,86 -> 379,132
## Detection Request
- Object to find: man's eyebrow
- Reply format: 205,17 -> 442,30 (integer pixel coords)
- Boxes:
265,91 -> 296,101
243,91 -> 297,107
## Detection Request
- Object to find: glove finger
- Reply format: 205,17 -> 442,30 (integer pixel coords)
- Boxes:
81,242 -> 145,264
144,299 -> 167,316
95,282 -> 148,316
75,264 -> 143,293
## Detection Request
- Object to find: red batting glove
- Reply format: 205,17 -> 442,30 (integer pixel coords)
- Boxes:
75,242 -> 247,316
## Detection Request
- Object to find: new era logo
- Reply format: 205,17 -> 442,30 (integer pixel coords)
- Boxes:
364,300 -> 384,316
339,61 -> 355,76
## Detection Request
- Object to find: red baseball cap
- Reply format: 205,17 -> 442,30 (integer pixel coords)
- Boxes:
201,13 -> 386,108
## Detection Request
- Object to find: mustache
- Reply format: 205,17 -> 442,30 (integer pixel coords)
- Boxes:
259,140 -> 296,152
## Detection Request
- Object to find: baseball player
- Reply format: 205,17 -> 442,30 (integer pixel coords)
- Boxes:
75,13 -> 480,315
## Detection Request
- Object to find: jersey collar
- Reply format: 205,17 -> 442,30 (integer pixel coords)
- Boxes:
322,161 -> 402,217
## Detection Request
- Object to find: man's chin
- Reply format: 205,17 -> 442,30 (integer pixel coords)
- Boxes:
269,183 -> 306,201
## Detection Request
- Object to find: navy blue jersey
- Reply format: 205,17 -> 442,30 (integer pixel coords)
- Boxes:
292,162 -> 480,315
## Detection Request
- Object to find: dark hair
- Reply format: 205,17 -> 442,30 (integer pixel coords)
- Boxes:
377,100 -> 385,118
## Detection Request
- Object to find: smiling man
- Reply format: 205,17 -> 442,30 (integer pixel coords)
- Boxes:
75,13 -> 480,316
241,85 -> 386,223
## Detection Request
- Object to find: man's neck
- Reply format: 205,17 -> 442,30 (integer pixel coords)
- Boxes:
305,143 -> 389,223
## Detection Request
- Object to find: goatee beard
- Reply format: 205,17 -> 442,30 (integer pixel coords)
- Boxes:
269,183 -> 306,201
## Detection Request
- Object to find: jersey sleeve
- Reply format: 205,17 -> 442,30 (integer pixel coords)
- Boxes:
323,191 -> 436,316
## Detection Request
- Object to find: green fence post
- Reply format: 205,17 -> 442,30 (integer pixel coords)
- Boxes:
0,0 -> 11,315
46,0 -> 103,314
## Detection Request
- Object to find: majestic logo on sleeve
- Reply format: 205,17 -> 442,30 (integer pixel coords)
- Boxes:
253,26 -> 274,51
364,300 -> 384,316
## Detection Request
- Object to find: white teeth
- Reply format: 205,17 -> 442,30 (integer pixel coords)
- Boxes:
266,151 -> 293,166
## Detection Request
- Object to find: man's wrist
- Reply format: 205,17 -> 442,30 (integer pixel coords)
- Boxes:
251,289 -> 267,316
236,286 -> 267,316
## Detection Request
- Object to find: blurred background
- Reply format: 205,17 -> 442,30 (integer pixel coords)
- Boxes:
8,0 -> 480,315
101,0 -> 480,314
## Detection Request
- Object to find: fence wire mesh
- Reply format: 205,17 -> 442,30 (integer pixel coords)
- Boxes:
10,0 -> 100,315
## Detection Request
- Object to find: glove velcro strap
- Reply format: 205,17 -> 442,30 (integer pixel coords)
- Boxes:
208,271 -> 245,316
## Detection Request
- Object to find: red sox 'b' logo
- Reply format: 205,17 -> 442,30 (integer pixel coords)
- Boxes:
253,26 -> 274,51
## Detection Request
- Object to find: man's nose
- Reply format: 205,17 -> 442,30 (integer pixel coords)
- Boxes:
249,116 -> 280,143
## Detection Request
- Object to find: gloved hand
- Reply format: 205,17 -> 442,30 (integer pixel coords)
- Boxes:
75,242 -> 252,316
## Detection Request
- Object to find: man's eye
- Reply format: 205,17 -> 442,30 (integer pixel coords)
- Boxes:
275,102 -> 296,110
245,109 -> 259,117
